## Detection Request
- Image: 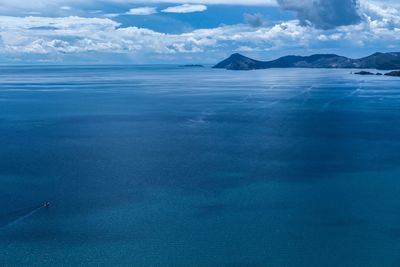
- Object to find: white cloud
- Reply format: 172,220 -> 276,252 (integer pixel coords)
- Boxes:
60,6 -> 72,10
162,4 -> 207,13
126,7 -> 158,15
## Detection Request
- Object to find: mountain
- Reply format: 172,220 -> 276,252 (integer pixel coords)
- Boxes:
213,52 -> 400,70
213,53 -> 264,70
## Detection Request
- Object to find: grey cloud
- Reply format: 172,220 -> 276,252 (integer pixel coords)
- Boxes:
244,13 -> 265,27
277,0 -> 362,30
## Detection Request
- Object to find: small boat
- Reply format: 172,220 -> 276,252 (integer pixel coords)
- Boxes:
43,202 -> 50,208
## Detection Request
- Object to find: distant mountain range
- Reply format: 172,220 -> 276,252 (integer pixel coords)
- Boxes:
213,52 -> 400,71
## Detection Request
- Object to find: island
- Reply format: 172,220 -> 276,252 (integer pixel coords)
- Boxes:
354,71 -> 376,75
213,52 -> 400,71
354,71 -> 383,76
385,71 -> 400,77
180,64 -> 204,68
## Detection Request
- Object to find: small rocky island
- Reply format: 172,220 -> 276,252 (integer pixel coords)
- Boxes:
385,71 -> 400,77
180,64 -> 204,68
214,52 -> 400,71
354,71 -> 382,75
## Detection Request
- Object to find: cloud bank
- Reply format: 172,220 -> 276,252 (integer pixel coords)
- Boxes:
0,1 -> 398,62
0,1 -> 398,58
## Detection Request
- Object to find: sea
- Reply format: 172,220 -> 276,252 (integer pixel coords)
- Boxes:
0,65 -> 399,267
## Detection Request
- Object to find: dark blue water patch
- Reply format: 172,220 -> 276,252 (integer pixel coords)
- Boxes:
312,217 -> 368,228
0,221 -> 144,244
1,94 -> 400,202
193,204 -> 231,219
1,66 -> 400,266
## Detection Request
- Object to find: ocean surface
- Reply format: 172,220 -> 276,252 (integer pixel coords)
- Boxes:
0,65 -> 400,267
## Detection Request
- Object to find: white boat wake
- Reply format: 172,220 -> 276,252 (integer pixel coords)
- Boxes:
0,205 -> 45,230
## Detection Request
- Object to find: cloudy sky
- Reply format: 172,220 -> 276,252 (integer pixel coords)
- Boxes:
0,0 -> 399,64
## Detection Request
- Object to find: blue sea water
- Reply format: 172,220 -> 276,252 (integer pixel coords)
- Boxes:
0,65 -> 400,267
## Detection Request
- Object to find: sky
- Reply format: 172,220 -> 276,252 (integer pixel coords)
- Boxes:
0,0 -> 399,64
